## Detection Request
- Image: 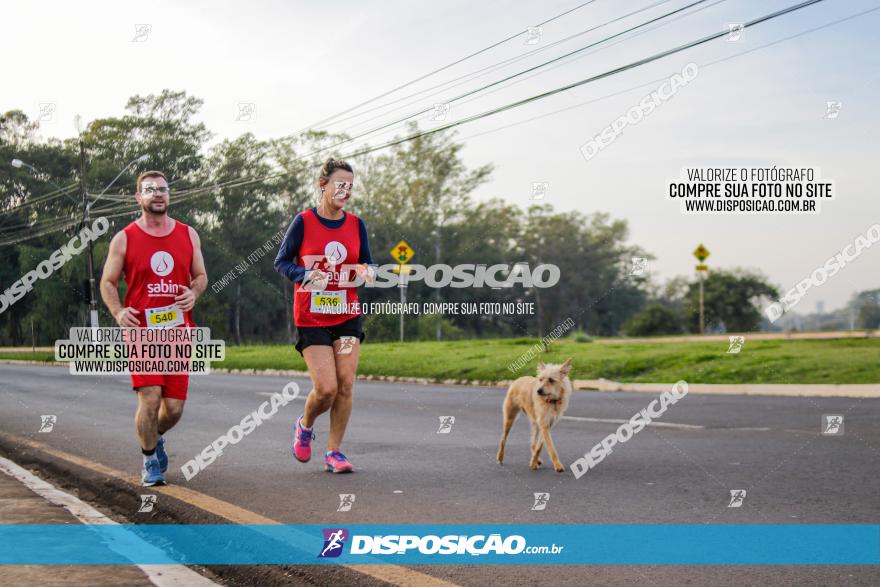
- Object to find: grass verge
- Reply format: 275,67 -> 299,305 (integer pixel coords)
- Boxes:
3,337 -> 878,384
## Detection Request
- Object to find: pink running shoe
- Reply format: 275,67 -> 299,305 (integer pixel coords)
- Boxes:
293,416 -> 315,463
324,450 -> 354,473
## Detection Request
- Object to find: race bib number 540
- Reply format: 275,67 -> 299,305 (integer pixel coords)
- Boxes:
145,304 -> 184,329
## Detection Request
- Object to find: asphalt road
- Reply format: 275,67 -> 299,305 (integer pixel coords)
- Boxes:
1,363 -> 878,585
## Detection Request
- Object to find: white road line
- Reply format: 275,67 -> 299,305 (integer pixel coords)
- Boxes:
254,391 -> 766,432
0,455 -> 216,587
561,415 -> 705,430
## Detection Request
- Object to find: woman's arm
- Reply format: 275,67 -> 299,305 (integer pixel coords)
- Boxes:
274,214 -> 308,283
357,218 -> 374,265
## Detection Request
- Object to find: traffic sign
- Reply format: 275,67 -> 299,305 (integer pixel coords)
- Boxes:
391,240 -> 415,264
695,264 -> 709,272
693,244 -> 710,262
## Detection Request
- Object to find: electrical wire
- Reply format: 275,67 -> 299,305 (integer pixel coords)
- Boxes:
321,0 -> 676,133
295,0 -> 600,133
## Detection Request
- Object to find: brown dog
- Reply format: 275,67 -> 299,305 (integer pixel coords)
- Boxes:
497,358 -> 572,472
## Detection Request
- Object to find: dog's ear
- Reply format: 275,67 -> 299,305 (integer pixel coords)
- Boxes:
560,357 -> 572,376
537,360 -> 545,373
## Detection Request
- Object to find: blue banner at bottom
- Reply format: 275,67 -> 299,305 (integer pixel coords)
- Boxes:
0,524 -> 877,565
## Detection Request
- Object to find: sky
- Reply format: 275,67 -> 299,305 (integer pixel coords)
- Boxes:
4,0 -> 879,313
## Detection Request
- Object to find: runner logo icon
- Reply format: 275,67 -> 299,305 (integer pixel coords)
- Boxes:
531,492 -> 550,511
728,489 -> 747,508
38,414 -> 57,433
319,528 -> 349,558
337,494 -> 356,512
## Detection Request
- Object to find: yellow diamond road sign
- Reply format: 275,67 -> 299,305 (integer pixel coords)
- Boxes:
693,244 -> 710,262
391,240 -> 414,264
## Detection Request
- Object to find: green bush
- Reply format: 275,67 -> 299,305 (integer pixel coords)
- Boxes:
622,304 -> 683,336
574,330 -> 593,343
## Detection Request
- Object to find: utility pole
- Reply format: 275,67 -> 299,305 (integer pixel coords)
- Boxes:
79,139 -> 99,328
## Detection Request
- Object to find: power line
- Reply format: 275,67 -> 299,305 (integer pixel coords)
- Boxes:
299,0 -> 718,161
335,0 -> 725,148
342,0 -> 829,159
425,0 -> 724,121
457,4 -> 880,143
0,182 -> 79,217
295,0 -> 600,134
321,0 -> 676,133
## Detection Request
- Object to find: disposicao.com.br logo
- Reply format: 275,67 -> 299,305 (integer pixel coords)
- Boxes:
320,529 -> 563,558
319,528 -> 348,558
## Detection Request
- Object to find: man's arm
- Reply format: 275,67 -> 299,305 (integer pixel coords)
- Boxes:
100,231 -> 140,327
175,226 -> 208,312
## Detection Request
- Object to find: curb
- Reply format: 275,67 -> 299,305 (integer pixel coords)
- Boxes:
2,360 -> 878,398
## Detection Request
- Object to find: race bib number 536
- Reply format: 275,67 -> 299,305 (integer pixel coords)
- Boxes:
310,290 -> 346,314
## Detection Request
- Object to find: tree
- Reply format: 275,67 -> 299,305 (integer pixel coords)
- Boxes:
849,289 -> 880,329
82,90 -> 210,198
683,269 -> 778,333
516,207 -> 646,337
0,110 -> 39,148
622,304 -> 683,336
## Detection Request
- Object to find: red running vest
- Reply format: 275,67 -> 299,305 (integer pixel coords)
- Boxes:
292,209 -> 362,327
123,219 -> 195,328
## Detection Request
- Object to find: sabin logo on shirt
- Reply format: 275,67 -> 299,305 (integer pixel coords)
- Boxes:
324,241 -> 347,265
151,251 -> 174,276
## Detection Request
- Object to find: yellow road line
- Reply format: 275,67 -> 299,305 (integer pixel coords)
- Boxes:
0,431 -> 458,587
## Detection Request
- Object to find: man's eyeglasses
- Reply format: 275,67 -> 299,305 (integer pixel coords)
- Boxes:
142,186 -> 170,196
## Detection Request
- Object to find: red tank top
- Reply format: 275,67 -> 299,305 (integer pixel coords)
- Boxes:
123,219 -> 195,328
292,209 -> 362,327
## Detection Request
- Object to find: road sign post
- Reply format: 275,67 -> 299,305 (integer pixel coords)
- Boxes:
699,273 -> 704,335
400,268 -> 406,342
693,244 -> 710,335
391,241 -> 415,342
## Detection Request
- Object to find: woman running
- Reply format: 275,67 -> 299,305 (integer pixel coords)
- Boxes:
274,157 -> 374,473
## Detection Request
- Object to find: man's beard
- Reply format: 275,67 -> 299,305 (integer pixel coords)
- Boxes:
143,201 -> 168,215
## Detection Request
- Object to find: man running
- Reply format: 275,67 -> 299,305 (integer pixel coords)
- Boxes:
274,157 -> 373,473
100,171 -> 207,486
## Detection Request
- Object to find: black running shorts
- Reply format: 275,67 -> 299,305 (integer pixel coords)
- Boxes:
294,315 -> 365,355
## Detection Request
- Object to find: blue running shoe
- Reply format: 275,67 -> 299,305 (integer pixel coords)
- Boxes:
324,450 -> 354,473
142,458 -> 165,487
155,436 -> 168,473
